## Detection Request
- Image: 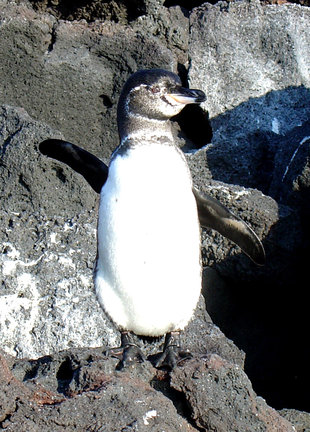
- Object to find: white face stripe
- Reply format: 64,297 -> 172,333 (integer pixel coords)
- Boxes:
129,83 -> 148,93
125,84 -> 150,116
127,110 -> 164,122
120,128 -> 173,146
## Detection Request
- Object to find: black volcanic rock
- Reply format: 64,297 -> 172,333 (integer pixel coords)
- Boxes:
0,347 -> 295,431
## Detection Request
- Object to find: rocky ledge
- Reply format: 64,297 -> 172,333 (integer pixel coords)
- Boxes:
0,345 -> 296,431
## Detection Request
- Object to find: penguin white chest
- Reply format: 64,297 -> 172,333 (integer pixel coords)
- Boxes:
95,143 -> 201,336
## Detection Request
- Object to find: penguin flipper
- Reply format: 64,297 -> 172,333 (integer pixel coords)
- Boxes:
193,187 -> 265,265
39,139 -> 108,193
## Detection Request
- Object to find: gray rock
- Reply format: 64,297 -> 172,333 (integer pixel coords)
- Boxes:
187,0 -> 310,413
188,0 -> 310,210
132,4 -> 190,65
269,119 -> 310,207
0,0 -> 178,160
185,1 -> 310,278
280,409 -> 310,432
171,355 -> 295,431
1,347 -> 197,431
0,347 -> 295,432
189,0 -> 310,124
0,105 -> 117,359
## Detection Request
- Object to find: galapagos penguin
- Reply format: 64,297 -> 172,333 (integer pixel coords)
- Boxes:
39,69 -> 265,368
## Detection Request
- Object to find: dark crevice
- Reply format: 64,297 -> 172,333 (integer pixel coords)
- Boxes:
53,166 -> 67,183
100,94 -> 113,109
173,64 -> 213,150
173,104 -> 213,150
47,24 -> 57,53
19,355 -> 53,381
126,0 -> 147,21
177,63 -> 189,87
1,137 -> 13,160
151,374 -> 203,431
0,404 -> 16,429
56,357 -> 76,394
29,0 -> 146,23
18,174 -> 31,192
23,363 -> 39,380
206,260 -> 310,411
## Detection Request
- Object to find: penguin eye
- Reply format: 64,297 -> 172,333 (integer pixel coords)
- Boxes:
151,86 -> 160,94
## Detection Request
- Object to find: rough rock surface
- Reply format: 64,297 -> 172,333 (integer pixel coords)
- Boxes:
0,0 -> 310,429
171,355 -> 295,432
188,0 -> 310,412
0,0 -> 187,159
0,344 -> 295,431
280,409 -> 310,432
189,1 -> 310,120
0,105 -> 113,359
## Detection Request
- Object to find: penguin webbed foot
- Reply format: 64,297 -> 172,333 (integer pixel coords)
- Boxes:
105,332 -> 145,369
155,331 -> 192,370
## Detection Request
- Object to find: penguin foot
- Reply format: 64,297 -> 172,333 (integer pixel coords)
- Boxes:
121,345 -> 145,368
105,332 -> 146,368
155,331 -> 192,369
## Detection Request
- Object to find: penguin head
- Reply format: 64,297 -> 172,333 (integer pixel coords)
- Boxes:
118,69 -> 206,123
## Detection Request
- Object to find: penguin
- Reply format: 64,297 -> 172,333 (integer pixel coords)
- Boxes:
39,69 -> 265,368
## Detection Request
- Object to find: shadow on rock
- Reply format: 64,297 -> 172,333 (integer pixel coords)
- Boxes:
188,86 -> 310,411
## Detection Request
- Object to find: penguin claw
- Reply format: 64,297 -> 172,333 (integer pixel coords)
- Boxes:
121,345 -> 146,368
155,346 -> 192,369
104,331 -> 146,369
154,331 -> 192,370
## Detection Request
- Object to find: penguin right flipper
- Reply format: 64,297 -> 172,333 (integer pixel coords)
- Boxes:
193,187 -> 266,266
39,139 -> 108,193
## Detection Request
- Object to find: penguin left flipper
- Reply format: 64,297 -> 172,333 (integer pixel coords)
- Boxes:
193,187 -> 266,266
39,139 -> 108,193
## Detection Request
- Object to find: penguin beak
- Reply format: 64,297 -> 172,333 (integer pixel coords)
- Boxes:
167,87 -> 206,105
